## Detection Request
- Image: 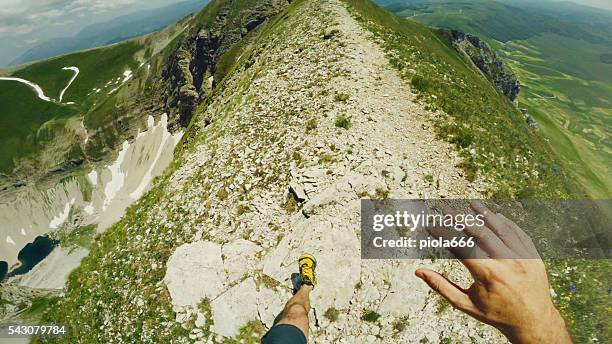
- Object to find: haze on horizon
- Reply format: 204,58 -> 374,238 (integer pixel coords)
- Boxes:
0,0 -> 202,67
0,0 -> 611,67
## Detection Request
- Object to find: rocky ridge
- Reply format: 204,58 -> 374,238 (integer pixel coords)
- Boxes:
450,30 -> 520,103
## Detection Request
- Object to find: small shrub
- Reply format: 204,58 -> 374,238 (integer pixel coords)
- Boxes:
374,188 -> 389,199
357,191 -> 369,198
361,310 -> 381,323
216,188 -> 229,200
424,174 -> 434,183
306,118 -> 318,133
318,153 -> 336,164
237,204 -> 249,216
234,320 -> 266,344
324,307 -> 340,322
281,193 -> 297,213
411,74 -> 431,92
335,115 -> 351,129
292,150 -> 304,165
392,316 -> 410,333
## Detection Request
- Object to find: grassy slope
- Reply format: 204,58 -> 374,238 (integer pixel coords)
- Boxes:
501,34 -> 611,198
344,0 -> 580,199
0,42 -> 142,174
346,1 -> 610,341
383,0 -> 612,198
0,83 -> 77,172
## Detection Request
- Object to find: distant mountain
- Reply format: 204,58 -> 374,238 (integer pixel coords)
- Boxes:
10,0 -> 209,66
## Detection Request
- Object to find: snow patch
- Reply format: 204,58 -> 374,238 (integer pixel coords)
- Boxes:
0,77 -> 51,101
122,70 -> 133,83
6,236 -> 16,246
49,198 -> 76,229
103,140 -> 130,210
129,114 -> 173,200
87,170 -> 98,186
84,204 -> 94,215
58,66 -> 79,102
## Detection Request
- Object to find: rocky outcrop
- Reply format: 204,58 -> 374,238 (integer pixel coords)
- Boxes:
161,0 -> 291,126
450,30 -> 520,103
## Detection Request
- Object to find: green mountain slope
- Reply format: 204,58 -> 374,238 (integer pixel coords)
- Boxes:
0,41 -> 143,176
380,0 -> 612,198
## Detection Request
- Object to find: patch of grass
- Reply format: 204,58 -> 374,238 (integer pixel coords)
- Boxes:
324,307 -> 340,322
334,114 -> 351,129
356,190 -> 369,198
392,316 -> 410,333
54,225 -> 97,249
216,188 -> 229,200
258,274 -> 281,289
374,187 -> 389,199
424,174 -> 434,183
17,296 -> 60,322
435,294 -> 451,314
306,118 -> 318,133
0,82 -> 78,172
225,320 -> 266,344
237,204 -> 250,216
361,310 -> 381,323
334,92 -> 350,102
0,39 -> 143,173
281,192 -> 298,213
411,74 -> 432,92
318,153 -> 337,164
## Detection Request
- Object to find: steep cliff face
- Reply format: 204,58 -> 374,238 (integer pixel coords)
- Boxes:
160,0 -> 290,126
450,30 -> 520,103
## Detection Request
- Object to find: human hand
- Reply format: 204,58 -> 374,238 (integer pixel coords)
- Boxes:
415,201 -> 572,344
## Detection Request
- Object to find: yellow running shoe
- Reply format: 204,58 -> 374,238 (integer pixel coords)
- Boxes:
298,253 -> 317,288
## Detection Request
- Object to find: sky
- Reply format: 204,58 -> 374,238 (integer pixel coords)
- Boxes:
574,0 -> 612,10
0,0 -> 610,66
0,0 -> 188,66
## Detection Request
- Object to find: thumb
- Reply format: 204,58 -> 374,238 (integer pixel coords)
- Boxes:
415,268 -> 474,312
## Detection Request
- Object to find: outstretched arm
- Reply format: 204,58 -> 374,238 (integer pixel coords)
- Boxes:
416,201 -> 572,344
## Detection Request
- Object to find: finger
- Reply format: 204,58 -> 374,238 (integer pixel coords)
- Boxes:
497,213 -> 540,259
444,206 -> 514,259
427,225 -> 491,275
415,269 -> 477,314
